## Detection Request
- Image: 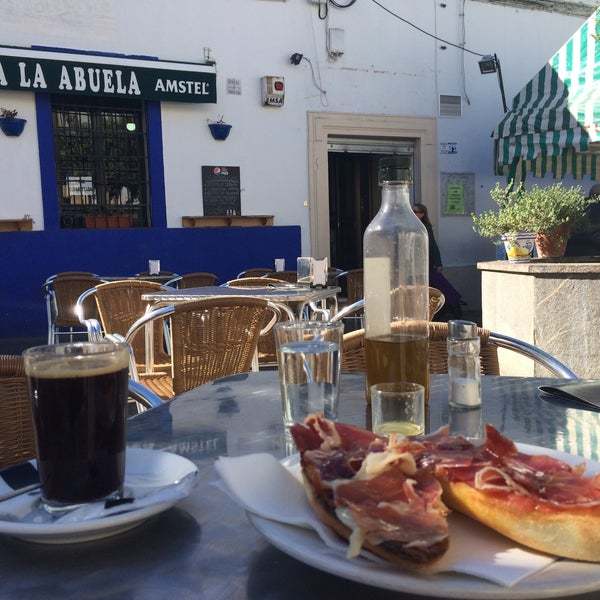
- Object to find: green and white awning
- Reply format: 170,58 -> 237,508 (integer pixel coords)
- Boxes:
493,8 -> 600,181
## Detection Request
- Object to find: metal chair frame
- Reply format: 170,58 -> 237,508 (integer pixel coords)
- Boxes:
43,272 -> 101,344
332,299 -> 577,379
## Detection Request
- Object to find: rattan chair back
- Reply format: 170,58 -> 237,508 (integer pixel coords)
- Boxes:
52,274 -> 102,327
237,268 -> 274,278
0,356 -> 36,469
179,272 -> 218,288
265,270 -> 297,283
346,269 -> 363,305
133,298 -> 272,398
341,322 -> 500,375
94,280 -> 170,367
226,277 -> 288,287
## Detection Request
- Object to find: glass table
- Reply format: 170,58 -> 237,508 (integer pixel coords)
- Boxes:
141,285 -> 341,320
1,372 -> 599,600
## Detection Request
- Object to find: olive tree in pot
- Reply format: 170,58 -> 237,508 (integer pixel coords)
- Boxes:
514,183 -> 590,258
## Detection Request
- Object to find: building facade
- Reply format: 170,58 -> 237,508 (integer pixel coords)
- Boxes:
0,0 -> 594,338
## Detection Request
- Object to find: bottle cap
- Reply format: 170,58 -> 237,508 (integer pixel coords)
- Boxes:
448,320 -> 478,340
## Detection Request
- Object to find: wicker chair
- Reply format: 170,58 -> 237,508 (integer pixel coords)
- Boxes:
167,272 -> 219,289
226,277 -> 289,287
226,277 -> 290,364
264,270 -> 297,283
125,298 -> 276,399
44,273 -> 102,344
237,268 -> 274,278
77,280 -> 171,373
341,321 -> 576,378
0,355 -> 36,470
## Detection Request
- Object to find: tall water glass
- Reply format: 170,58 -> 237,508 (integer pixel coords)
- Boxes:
275,321 -> 343,427
23,341 -> 130,511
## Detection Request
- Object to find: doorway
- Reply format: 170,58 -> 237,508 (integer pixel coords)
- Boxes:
328,139 -> 417,270
307,112 -> 437,260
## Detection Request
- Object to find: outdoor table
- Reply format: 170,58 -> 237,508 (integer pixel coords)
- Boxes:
100,274 -> 177,284
2,371 -> 600,600
141,285 -> 341,320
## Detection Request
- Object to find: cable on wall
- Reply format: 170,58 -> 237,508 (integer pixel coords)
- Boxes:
459,0 -> 472,106
369,0 -> 486,57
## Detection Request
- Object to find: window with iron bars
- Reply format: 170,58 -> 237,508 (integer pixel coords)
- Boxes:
51,95 -> 150,229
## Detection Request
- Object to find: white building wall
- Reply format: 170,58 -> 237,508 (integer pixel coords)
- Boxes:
0,0 -> 590,262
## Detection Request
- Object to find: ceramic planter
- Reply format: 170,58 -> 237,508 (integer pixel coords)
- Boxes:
535,223 -> 570,258
0,117 -> 26,137
501,232 -> 536,261
208,122 -> 232,141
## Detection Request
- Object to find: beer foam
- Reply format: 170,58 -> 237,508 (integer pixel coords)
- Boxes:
25,350 -> 129,379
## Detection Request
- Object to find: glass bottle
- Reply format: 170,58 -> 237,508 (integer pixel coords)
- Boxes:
447,320 -> 484,442
363,174 -> 429,404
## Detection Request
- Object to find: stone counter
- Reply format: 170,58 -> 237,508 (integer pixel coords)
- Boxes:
478,258 -> 600,378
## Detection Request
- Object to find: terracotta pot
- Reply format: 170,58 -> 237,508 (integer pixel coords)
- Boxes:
535,223 -> 570,258
107,215 -> 120,228
85,215 -> 96,229
95,215 -> 108,228
118,215 -> 132,228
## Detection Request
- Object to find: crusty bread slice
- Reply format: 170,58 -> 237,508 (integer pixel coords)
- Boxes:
442,480 -> 600,562
302,473 -> 448,570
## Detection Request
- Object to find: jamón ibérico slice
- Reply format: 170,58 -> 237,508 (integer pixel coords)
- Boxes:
335,464 -> 448,548
415,424 -> 600,508
291,414 -> 385,454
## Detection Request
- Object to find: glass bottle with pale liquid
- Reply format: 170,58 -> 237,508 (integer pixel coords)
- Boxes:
363,177 -> 429,409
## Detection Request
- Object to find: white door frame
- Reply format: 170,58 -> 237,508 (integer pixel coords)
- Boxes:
307,111 -> 438,260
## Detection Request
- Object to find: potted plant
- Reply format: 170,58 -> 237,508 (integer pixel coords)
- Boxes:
513,183 -> 591,258
0,108 -> 27,137
208,116 -> 232,141
472,182 -> 592,260
471,183 -> 536,261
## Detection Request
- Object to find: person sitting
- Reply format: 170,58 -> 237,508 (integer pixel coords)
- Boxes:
412,203 -> 464,320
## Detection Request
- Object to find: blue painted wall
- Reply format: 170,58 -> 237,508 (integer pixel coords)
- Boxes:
0,226 -> 300,338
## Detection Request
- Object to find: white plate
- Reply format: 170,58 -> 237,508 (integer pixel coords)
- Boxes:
0,448 -> 197,544
248,443 -> 600,599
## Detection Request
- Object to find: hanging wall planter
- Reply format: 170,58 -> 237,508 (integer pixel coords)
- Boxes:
208,117 -> 232,141
0,108 -> 26,137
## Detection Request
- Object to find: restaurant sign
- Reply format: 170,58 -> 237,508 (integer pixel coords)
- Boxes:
0,46 -> 216,103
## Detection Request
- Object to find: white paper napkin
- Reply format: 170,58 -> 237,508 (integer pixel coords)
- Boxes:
215,453 -> 556,587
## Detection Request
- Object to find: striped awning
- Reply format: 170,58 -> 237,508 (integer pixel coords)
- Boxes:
493,8 -> 600,181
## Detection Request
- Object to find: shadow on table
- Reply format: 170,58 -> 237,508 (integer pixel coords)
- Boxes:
246,545 -> 415,600
0,508 -> 201,598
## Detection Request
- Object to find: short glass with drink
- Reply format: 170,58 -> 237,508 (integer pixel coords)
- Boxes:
275,321 -> 343,428
23,341 -> 130,511
371,382 -> 425,437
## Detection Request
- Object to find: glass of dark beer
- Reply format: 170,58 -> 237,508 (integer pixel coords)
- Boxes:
23,341 -> 130,511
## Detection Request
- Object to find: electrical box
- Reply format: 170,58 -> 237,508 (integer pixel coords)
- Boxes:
261,76 -> 285,107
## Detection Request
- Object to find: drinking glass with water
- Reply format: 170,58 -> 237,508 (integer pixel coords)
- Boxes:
275,321 -> 343,428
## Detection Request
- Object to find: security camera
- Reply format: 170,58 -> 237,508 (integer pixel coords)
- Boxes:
290,53 -> 303,66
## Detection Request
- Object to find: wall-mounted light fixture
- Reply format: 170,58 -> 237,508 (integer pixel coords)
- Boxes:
478,53 -> 507,113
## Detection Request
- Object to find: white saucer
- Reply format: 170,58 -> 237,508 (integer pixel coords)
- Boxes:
0,448 -> 198,544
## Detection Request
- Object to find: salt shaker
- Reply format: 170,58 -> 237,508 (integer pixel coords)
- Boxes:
447,320 -> 484,442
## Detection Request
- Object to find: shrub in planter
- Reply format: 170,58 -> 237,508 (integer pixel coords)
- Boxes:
472,182 -> 592,259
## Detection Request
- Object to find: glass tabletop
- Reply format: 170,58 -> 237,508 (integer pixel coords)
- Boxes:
1,372 -> 599,600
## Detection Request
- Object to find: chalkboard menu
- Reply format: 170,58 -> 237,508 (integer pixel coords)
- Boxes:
202,166 -> 241,216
